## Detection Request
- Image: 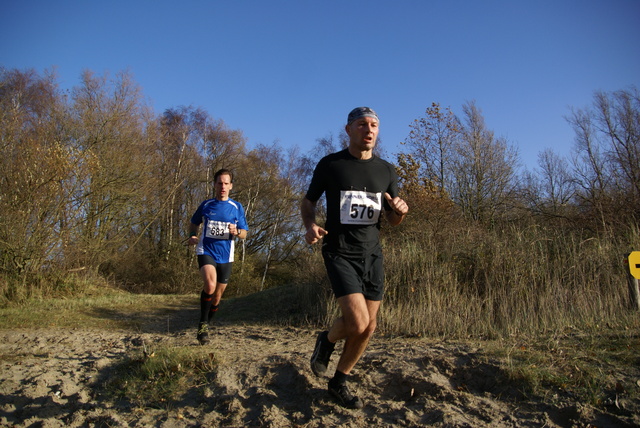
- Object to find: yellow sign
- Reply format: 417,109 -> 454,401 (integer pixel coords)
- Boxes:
629,251 -> 640,279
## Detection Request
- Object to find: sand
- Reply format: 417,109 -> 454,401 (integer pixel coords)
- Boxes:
1,315 -> 638,427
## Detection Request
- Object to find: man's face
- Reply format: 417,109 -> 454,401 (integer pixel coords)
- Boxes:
214,174 -> 233,200
346,116 -> 379,152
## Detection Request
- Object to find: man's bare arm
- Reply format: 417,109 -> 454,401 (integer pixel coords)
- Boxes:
301,198 -> 328,244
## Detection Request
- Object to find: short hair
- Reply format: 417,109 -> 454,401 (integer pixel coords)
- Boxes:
214,168 -> 233,183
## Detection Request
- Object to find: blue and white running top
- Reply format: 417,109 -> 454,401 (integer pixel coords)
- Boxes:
190,198 -> 249,263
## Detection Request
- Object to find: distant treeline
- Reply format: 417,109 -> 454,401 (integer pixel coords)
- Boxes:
1,67 -> 638,335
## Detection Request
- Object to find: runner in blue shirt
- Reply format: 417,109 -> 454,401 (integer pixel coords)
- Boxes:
188,168 -> 249,345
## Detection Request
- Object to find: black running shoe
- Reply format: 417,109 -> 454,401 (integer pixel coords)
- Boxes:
197,322 -> 209,345
310,331 -> 334,376
328,382 -> 364,409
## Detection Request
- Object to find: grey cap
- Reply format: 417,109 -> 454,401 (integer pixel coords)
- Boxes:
347,107 -> 379,124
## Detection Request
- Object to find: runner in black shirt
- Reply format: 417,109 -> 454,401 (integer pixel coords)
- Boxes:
301,107 -> 409,409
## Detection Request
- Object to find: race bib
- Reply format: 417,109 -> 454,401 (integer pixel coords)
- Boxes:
206,220 -> 230,239
339,190 -> 382,225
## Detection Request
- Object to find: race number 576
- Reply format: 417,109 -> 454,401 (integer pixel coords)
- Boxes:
350,203 -> 375,220
340,190 -> 381,225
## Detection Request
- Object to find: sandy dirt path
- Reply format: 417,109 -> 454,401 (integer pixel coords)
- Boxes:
1,311 -> 637,427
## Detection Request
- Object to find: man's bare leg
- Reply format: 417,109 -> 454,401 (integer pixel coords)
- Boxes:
328,294 -> 380,374
319,294 -> 379,409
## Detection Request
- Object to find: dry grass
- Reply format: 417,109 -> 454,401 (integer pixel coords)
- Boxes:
490,325 -> 640,407
0,283 -> 193,330
106,345 -> 218,409
375,223 -> 638,339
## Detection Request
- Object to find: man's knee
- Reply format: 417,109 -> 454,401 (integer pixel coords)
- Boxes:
338,293 -> 379,337
346,316 -> 376,337
212,282 -> 227,299
362,318 -> 377,338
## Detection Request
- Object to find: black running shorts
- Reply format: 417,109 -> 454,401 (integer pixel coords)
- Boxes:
322,249 -> 384,301
197,255 -> 233,284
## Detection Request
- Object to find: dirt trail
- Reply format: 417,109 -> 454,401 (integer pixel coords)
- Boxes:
0,311 -> 637,427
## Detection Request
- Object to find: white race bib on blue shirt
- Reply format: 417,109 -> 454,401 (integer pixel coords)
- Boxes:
206,220 -> 231,239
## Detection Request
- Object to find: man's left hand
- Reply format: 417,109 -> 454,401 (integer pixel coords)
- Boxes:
384,192 -> 408,216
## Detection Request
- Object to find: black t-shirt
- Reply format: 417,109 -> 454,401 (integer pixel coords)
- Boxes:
305,149 -> 399,257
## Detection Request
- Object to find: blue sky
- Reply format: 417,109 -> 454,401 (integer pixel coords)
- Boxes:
2,0 -> 639,171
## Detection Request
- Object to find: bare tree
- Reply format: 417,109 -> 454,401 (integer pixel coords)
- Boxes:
404,102 -> 460,195
594,88 -> 640,215
236,144 -> 304,289
521,148 -> 575,221
67,69 -> 154,268
451,101 -> 519,223
566,87 -> 640,227
567,104 -> 615,227
0,68 -> 72,274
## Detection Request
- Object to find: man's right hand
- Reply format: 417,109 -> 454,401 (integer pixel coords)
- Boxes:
305,224 -> 328,245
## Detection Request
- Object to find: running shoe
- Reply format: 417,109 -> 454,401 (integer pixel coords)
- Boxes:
310,330 -> 334,376
328,382 -> 364,409
197,322 -> 209,345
